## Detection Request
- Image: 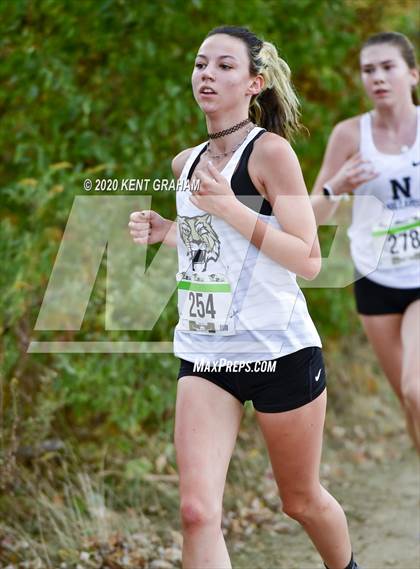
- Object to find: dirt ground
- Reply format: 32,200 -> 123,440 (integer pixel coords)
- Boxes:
1,344 -> 419,569
229,434 -> 419,569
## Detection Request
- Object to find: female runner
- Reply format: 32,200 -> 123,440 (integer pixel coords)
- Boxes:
311,32 -> 419,452
129,26 -> 361,569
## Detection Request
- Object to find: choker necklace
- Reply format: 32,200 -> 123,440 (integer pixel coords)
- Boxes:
208,118 -> 251,139
205,124 -> 254,160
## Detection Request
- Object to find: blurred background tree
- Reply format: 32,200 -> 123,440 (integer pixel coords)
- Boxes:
0,0 -> 418,451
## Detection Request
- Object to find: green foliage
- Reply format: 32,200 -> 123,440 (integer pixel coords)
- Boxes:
0,0 -> 417,448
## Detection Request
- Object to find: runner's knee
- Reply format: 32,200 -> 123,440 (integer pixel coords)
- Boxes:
401,378 -> 420,413
281,489 -> 324,522
180,496 -> 221,530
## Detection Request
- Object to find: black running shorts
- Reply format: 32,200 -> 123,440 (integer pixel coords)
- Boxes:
354,274 -> 420,315
177,347 -> 326,413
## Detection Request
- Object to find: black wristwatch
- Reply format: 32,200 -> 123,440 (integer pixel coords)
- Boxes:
322,184 -> 341,202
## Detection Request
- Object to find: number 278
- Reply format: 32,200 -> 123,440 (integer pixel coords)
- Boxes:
388,229 -> 420,252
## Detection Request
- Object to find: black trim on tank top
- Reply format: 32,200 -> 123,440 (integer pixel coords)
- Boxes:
187,129 -> 272,215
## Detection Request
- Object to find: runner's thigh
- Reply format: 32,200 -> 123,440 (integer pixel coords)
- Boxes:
255,390 -> 326,499
175,376 -> 244,501
401,300 -> 420,388
359,313 -> 403,396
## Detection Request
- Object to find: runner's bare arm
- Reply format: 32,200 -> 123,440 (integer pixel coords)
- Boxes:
194,134 -> 322,280
310,118 -> 359,225
248,134 -> 321,279
129,148 -> 194,248
156,148 -> 195,247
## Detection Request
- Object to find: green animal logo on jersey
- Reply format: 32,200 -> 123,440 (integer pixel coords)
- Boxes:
178,214 -> 220,272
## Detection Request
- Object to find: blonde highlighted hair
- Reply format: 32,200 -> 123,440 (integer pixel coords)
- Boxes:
206,26 -> 302,141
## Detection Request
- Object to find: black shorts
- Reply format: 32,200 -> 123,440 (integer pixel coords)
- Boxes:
177,347 -> 326,413
354,274 -> 420,315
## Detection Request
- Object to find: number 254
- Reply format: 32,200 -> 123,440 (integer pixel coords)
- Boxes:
188,292 -> 216,319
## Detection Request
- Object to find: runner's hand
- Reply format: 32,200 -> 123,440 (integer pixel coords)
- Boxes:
327,152 -> 379,195
190,162 -> 236,218
128,210 -> 169,245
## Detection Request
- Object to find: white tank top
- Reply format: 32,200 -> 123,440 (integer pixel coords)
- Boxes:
173,127 -> 321,364
348,107 -> 420,288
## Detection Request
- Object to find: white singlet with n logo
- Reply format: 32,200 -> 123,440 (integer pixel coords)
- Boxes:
348,107 -> 420,288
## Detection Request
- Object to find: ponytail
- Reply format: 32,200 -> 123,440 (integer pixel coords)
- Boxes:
251,41 -> 302,140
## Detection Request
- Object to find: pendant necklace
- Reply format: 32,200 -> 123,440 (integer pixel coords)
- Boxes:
205,124 -> 254,161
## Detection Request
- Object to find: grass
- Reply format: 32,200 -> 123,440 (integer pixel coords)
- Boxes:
0,336 -> 407,568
